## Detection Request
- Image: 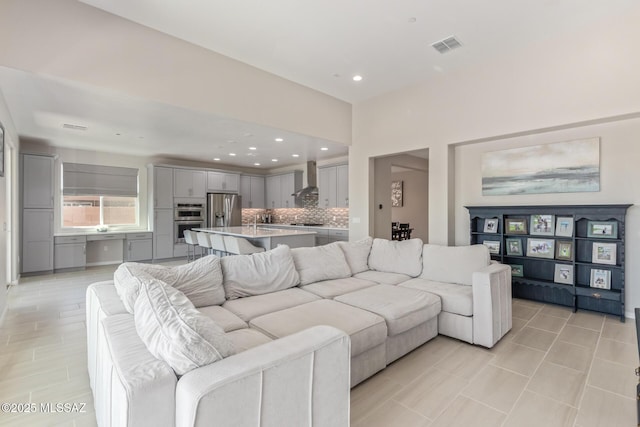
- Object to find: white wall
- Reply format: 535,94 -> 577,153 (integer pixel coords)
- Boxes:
454,117 -> 640,318
0,89 -> 20,319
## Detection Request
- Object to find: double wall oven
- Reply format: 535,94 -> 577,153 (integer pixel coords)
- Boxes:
174,203 -> 204,243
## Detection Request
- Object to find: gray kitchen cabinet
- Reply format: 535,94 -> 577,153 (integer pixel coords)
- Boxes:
240,175 -> 265,208
207,171 -> 240,193
329,229 -> 349,242
154,166 -> 174,209
153,209 -> 174,259
54,236 -> 86,270
174,169 -> 206,198
266,171 -> 302,208
22,154 -> 54,209
125,232 -> 153,262
318,164 -> 348,208
22,209 -> 54,273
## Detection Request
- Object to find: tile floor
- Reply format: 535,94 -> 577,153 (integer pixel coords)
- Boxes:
0,265 -> 637,426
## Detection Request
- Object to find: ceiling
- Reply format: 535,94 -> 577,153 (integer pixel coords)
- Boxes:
1,1 -> 636,169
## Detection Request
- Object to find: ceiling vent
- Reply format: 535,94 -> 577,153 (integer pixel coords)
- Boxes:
431,36 -> 462,54
62,123 -> 88,131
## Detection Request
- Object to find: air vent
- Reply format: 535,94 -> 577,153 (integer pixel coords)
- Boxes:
431,36 -> 462,54
62,123 -> 88,131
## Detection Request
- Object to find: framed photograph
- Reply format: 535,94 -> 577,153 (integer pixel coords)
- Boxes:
483,218 -> 499,233
526,238 -> 555,259
555,216 -> 574,237
506,238 -> 523,256
530,214 -> 555,236
391,180 -> 403,207
554,264 -> 574,285
592,242 -> 617,265
587,221 -> 618,239
509,264 -> 524,277
555,240 -> 573,261
483,240 -> 501,255
505,218 -> 528,235
590,268 -> 611,289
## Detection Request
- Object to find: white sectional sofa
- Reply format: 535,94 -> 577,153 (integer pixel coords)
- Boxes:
86,238 -> 512,427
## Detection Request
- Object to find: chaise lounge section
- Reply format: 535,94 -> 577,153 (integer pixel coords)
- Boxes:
86,238 -> 511,427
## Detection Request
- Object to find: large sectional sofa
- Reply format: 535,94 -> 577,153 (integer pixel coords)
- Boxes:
86,237 -> 512,427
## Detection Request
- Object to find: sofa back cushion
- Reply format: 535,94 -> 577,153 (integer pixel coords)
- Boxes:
368,238 -> 424,277
421,244 -> 490,286
134,277 -> 235,376
291,243 -> 352,285
222,245 -> 300,299
114,255 -> 225,313
337,237 -> 373,275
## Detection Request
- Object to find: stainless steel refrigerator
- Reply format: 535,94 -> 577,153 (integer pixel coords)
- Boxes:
207,193 -> 242,227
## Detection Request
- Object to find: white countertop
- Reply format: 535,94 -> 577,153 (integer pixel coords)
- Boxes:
193,226 -> 317,238
258,224 -> 348,231
54,229 -> 152,237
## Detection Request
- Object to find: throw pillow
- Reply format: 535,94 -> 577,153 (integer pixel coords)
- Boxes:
221,245 -> 300,299
337,237 -> 373,274
368,238 -> 424,277
291,242 -> 352,285
114,255 -> 225,314
421,244 -> 490,286
134,276 -> 235,376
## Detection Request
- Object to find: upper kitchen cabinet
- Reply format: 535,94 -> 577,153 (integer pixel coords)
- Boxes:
22,154 -> 54,209
207,171 -> 240,193
318,164 -> 349,208
174,169 -> 206,198
266,171 -> 302,209
240,175 -> 265,209
153,166 -> 174,209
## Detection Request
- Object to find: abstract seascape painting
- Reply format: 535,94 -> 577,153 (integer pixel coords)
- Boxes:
482,138 -> 600,196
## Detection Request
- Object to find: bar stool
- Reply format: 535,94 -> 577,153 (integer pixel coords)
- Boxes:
183,230 -> 199,262
210,233 -> 228,257
223,236 -> 265,255
196,232 -> 214,255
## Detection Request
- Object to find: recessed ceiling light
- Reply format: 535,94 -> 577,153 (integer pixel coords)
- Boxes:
275,138 -> 283,142
272,159 -> 278,162
249,146 -> 257,150
213,157 -> 221,161
254,162 -> 261,166
115,133 -> 121,136
320,147 -> 329,151
292,154 -> 300,158
229,153 -> 236,156
408,17 -> 417,23
353,75 -> 363,82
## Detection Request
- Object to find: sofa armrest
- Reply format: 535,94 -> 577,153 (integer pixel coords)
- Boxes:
176,325 -> 351,427
472,263 -> 512,348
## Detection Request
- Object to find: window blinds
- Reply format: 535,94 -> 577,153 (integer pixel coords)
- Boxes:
62,163 -> 138,197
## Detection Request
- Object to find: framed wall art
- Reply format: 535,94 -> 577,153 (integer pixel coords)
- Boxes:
526,238 -> 555,259
554,264 -> 574,285
530,214 -> 555,236
505,218 -> 527,235
391,180 -> 403,207
587,221 -> 618,239
592,242 -> 616,265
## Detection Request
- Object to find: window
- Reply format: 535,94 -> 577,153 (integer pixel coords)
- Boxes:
62,162 -> 139,228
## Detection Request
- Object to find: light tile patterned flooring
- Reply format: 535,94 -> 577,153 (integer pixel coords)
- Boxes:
0,265 -> 637,426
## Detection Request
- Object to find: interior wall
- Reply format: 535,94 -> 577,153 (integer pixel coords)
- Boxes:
391,170 -> 428,242
455,116 -> 640,318
0,89 -> 20,320
0,0 -> 351,146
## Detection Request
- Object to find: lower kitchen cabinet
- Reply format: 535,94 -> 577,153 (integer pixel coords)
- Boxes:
54,236 -> 86,270
125,232 -> 153,262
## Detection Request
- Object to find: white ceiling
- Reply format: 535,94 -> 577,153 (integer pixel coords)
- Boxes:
2,1 -> 636,168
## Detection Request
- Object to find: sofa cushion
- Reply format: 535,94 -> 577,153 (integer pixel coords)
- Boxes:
221,245 -> 300,299
114,255 -> 225,313
250,299 -> 387,357
291,243 -> 351,285
368,238 -> 423,277
197,306 -> 248,332
134,277 -> 235,376
337,237 -> 373,275
223,288 -> 321,322
335,285 -> 441,336
226,328 -> 273,352
400,278 -> 474,316
353,270 -> 412,285
301,277 -> 377,299
421,244 -> 490,286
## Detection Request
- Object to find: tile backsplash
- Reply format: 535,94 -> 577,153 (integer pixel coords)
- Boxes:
241,195 -> 349,228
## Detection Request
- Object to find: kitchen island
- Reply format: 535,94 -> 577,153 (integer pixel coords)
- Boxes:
193,226 -> 317,250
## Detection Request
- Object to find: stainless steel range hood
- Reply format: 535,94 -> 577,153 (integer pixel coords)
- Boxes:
292,161 -> 318,197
